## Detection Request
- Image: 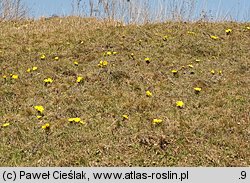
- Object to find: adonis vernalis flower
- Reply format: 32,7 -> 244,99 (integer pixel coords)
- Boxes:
68,118 -> 85,124
2,123 -> 10,127
106,51 -> 112,56
76,76 -> 83,83
210,35 -> 219,40
98,60 -> 108,68
225,29 -> 232,35
144,57 -> 151,64
187,31 -> 195,35
42,123 -> 50,130
176,101 -> 184,108
122,115 -> 129,120
210,70 -> 215,75
40,54 -> 46,60
32,66 -> 38,71
34,105 -> 44,113
194,87 -> 202,94
37,115 -> 42,119
163,35 -> 168,41
44,78 -> 53,84
152,119 -> 163,124
146,90 -> 152,97
11,75 -> 18,79
171,69 -> 178,73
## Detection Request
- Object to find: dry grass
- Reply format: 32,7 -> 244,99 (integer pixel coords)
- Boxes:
0,17 -> 249,166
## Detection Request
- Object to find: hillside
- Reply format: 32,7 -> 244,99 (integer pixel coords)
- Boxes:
0,17 -> 249,166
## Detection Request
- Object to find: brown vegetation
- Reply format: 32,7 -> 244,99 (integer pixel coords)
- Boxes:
0,17 -> 249,166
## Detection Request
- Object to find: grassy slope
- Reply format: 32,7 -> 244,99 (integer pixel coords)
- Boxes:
0,17 -> 249,166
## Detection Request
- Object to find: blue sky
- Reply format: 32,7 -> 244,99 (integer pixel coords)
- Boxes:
24,0 -> 250,21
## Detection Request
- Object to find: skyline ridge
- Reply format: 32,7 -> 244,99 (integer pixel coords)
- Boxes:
24,0 -> 250,22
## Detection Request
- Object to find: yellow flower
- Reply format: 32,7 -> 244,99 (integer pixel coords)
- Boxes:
195,59 -> 201,62
68,118 -> 85,124
34,105 -> 44,113
171,70 -> 178,75
176,101 -> 184,108
42,123 -> 50,129
32,66 -> 38,71
246,27 -> 250,30
210,35 -> 219,40
68,118 -> 75,122
194,87 -> 202,94
74,61 -> 79,66
122,115 -> 129,120
163,35 -> 168,41
37,115 -> 42,119
27,67 -> 37,73
152,119 -> 163,124
11,74 -> 18,79
40,54 -> 46,60
102,60 -> 108,66
68,117 -> 81,122
98,60 -> 108,68
188,64 -> 194,68
2,75 -> 7,79
113,51 -> 118,55
211,69 -> 215,75
218,70 -> 222,75
76,76 -> 83,83
73,118 -> 80,122
79,121 -> 85,125
106,51 -> 112,56
144,57 -> 150,64
130,53 -> 135,59
44,78 -> 53,83
54,56 -> 59,60
2,123 -> 10,127
187,31 -> 195,35
225,29 -> 232,35
146,90 -> 152,97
